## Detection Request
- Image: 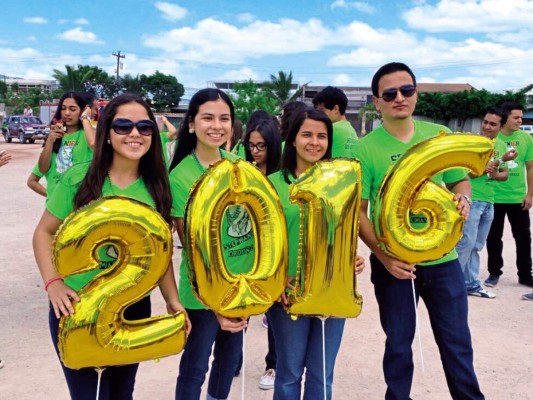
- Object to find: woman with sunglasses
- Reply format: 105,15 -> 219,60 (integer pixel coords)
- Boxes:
37,92 -> 94,198
169,88 -> 251,400
267,107 -> 364,400
33,93 -> 185,400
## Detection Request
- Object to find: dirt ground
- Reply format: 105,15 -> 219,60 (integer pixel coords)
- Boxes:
0,140 -> 531,400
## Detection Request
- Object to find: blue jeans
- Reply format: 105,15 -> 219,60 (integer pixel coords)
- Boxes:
370,255 -> 484,400
267,302 -> 345,400
175,309 -> 243,400
48,296 -> 151,400
456,201 -> 494,291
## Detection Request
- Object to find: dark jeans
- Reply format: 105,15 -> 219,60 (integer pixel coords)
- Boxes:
370,255 -> 484,400
265,314 -> 277,370
175,309 -> 243,400
487,203 -> 532,279
49,296 -> 151,400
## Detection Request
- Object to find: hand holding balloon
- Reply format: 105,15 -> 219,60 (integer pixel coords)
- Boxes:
46,277 -> 80,318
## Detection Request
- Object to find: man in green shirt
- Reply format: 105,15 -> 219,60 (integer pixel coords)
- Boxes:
312,86 -> 358,158
354,62 -> 483,400
456,108 -> 511,299
485,101 -> 533,288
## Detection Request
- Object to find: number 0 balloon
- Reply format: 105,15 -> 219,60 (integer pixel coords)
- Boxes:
53,197 -> 187,369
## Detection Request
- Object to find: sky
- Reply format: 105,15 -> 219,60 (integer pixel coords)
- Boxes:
1,0 -> 532,93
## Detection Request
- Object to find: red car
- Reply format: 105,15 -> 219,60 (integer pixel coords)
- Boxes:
3,115 -> 49,144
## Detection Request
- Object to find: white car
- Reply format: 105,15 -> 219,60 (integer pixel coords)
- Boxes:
520,125 -> 533,135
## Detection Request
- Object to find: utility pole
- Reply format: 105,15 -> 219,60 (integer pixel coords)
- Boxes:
112,51 -> 125,82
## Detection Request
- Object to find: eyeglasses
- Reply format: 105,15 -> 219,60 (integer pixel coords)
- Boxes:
379,85 -> 417,102
246,142 -> 267,151
112,118 -> 155,136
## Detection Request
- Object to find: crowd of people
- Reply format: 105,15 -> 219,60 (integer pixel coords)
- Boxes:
0,61 -> 531,399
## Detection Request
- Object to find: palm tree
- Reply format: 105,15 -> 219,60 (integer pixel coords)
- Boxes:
52,65 -> 93,91
264,71 -> 307,109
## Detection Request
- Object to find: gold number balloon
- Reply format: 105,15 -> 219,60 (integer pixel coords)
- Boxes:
185,159 -> 288,319
373,133 -> 494,264
287,159 -> 363,318
53,197 -> 187,369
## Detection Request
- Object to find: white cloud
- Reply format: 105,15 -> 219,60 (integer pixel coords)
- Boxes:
57,27 -> 103,44
74,18 -> 89,25
403,0 -> 533,33
143,18 -> 331,63
330,0 -> 374,13
219,67 -> 259,82
23,17 -> 47,24
332,73 -> 353,86
155,2 -> 187,22
237,13 -> 255,23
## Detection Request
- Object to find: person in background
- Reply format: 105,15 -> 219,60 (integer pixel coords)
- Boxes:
485,101 -> 533,288
242,117 -> 282,390
455,108 -> 515,299
24,104 -> 33,116
312,86 -> 358,157
37,92 -> 93,199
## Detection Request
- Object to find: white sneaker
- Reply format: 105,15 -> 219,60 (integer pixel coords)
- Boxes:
258,368 -> 275,390
467,287 -> 496,299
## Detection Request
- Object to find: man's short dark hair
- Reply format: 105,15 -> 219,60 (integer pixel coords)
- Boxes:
485,107 -> 507,126
371,62 -> 417,96
312,86 -> 348,115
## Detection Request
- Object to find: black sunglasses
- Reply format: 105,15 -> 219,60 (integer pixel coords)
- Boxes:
112,118 -> 155,136
380,85 -> 417,102
246,142 -> 267,151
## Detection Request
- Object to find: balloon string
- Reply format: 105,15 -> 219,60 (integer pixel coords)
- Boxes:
321,317 -> 326,400
95,367 -> 105,400
241,329 -> 246,400
411,279 -> 425,372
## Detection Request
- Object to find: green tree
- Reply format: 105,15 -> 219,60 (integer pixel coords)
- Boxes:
263,70 -> 306,110
53,65 -> 93,92
416,87 -> 531,129
78,65 -> 116,98
229,80 -> 277,124
140,71 -> 184,112
120,74 -> 144,96
0,81 -> 7,99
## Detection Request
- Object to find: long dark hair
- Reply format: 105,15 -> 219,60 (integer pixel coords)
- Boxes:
52,91 -> 88,153
280,101 -> 306,141
280,107 -> 333,184
74,93 -> 172,223
244,119 -> 282,175
169,88 -> 235,171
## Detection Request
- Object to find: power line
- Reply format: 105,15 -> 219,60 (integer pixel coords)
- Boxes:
112,51 -> 125,82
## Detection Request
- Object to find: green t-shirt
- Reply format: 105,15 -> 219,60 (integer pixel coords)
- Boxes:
353,121 -> 466,266
332,120 -> 358,158
268,171 -> 300,276
493,129 -> 533,203
470,138 -> 507,203
169,150 -> 255,309
47,162 -> 156,291
45,129 -> 93,200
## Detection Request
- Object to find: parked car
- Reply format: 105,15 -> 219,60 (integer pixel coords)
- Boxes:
3,115 -> 49,144
520,125 -> 533,135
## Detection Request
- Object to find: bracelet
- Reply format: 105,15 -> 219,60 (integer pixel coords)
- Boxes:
44,276 -> 64,291
80,114 -> 91,121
